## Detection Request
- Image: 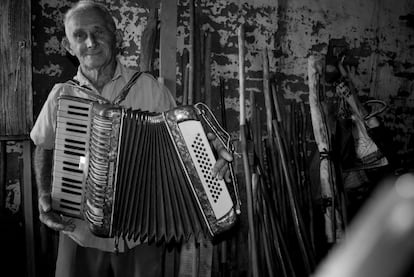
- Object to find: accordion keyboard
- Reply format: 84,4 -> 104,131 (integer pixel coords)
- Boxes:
52,98 -> 92,218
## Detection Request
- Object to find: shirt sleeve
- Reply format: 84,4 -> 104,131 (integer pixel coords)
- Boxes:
30,84 -> 63,149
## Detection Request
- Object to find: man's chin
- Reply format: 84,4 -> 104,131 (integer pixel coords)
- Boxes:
83,61 -> 109,71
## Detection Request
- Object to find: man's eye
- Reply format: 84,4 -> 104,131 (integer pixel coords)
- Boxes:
74,32 -> 86,40
94,29 -> 105,36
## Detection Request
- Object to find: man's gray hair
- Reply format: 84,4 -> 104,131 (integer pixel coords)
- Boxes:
64,1 -> 116,32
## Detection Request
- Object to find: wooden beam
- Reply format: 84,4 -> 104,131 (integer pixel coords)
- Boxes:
188,0 -> 194,104
22,140 -> 36,277
0,142 -> 5,211
140,9 -> 158,73
159,0 -> 177,98
0,0 -> 33,137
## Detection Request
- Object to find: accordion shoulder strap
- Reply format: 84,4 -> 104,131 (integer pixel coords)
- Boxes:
113,71 -> 144,105
64,80 -> 110,104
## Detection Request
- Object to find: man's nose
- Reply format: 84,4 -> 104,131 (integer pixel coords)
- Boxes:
85,33 -> 97,48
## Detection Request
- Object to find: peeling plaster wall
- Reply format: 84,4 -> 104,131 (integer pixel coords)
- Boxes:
32,0 -> 414,159
175,0 -> 279,135
274,0 -> 414,158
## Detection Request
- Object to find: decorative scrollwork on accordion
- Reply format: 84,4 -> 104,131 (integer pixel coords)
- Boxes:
51,95 -> 239,244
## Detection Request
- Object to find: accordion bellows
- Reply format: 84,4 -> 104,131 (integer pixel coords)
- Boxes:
51,96 -> 238,244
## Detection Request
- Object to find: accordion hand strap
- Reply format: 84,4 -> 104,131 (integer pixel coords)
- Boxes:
113,71 -> 143,105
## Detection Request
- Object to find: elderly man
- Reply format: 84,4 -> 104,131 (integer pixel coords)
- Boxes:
31,1 -> 232,276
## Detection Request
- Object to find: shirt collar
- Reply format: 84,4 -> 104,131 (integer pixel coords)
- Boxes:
73,59 -> 124,91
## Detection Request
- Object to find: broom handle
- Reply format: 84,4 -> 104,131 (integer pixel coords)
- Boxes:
238,24 -> 259,277
205,32 -> 212,108
188,0 -> 195,105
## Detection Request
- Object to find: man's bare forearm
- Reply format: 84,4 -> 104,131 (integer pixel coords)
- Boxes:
33,146 -> 53,197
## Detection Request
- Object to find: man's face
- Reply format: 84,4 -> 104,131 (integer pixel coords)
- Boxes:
63,9 -> 117,71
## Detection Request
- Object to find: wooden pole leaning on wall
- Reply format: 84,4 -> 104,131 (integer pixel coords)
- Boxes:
263,49 -> 314,274
140,8 -> 157,73
307,55 -> 344,243
187,0 -> 195,105
22,141 -> 36,277
0,142 -> 5,211
204,32 -> 212,108
238,24 -> 259,277
159,0 -> 177,97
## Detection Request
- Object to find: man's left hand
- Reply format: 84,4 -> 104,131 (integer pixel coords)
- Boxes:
207,133 -> 233,182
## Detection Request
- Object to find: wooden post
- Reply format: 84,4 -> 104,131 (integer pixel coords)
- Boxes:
308,56 -> 344,243
22,140 -> 35,277
140,8 -> 158,73
238,24 -> 259,277
0,0 -> 33,139
188,0 -> 195,104
159,0 -> 177,98
204,32 -> 212,108
0,142 -> 5,210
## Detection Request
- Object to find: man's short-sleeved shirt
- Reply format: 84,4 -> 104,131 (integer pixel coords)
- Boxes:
31,60 -> 176,149
30,61 -> 176,252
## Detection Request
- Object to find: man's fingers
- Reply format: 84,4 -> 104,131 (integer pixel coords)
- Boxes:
212,159 -> 229,178
207,132 -> 216,141
218,148 -> 233,162
212,161 -> 231,182
224,170 -> 231,183
39,211 -> 75,232
63,222 -> 76,232
207,133 -> 233,161
207,132 -> 233,182
207,133 -> 223,154
217,163 -> 229,181
211,158 -> 225,177
39,212 -> 64,231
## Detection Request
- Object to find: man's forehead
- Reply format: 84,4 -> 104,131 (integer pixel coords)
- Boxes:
66,8 -> 108,27
66,11 -> 109,32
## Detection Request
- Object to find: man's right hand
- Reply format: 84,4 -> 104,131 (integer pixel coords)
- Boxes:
38,193 -> 75,232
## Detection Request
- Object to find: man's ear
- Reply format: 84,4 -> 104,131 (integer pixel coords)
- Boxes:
61,37 -> 74,56
115,30 -> 123,49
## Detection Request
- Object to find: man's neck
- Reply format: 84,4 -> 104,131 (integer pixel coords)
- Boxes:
80,61 -> 117,92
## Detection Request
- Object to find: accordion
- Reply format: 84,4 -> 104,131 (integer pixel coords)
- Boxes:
51,95 -> 239,244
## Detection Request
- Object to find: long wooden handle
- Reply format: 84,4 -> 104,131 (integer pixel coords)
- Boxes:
238,24 -> 259,277
139,8 -> 157,72
188,0 -> 195,105
204,32 -> 212,108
